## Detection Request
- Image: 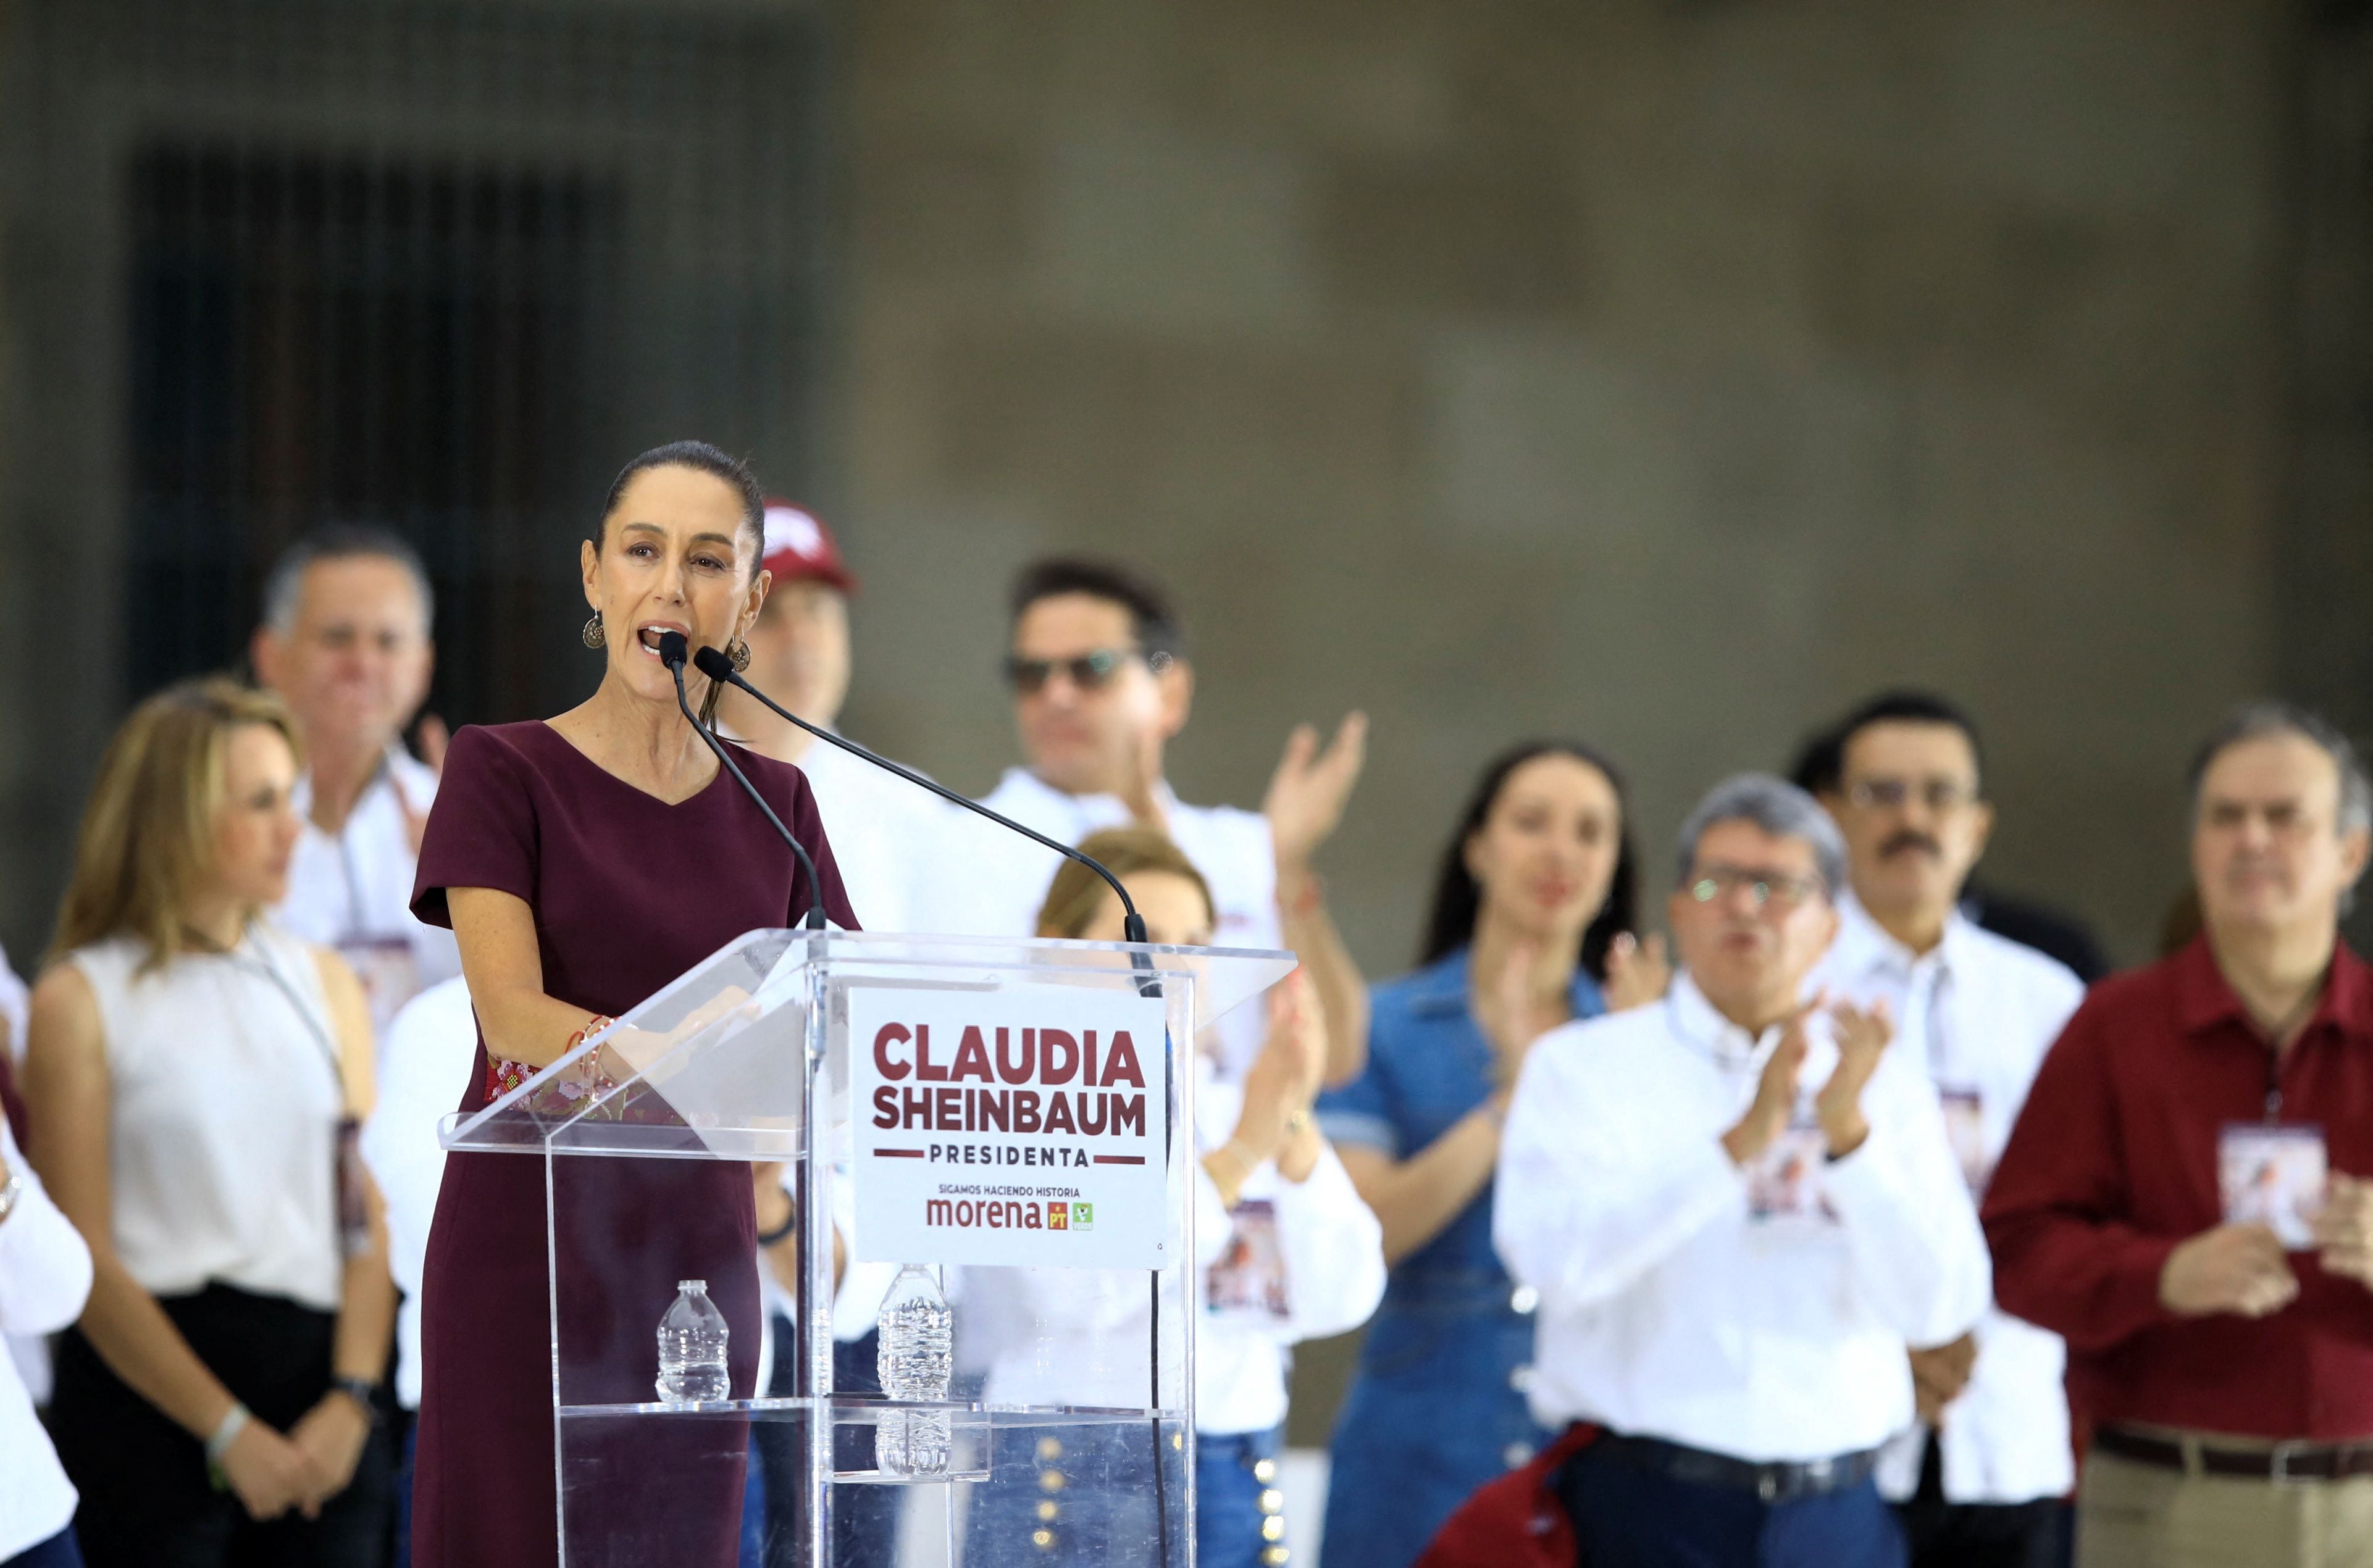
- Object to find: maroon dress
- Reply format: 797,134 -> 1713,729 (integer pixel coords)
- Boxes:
408,721 -> 855,1568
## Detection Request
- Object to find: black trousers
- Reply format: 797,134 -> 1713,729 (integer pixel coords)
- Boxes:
47,1283 -> 395,1568
1891,1433 -> 2067,1568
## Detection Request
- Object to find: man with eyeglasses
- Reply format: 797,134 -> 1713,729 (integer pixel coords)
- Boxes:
1807,691 -> 2086,1568
953,556 -> 1371,1085
1986,704 -> 2373,1568
1495,774 -> 1988,1568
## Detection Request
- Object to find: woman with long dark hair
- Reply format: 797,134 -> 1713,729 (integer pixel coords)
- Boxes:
1315,740 -> 1660,1568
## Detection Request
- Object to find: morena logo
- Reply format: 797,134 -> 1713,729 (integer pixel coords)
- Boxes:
924,1198 -> 1095,1232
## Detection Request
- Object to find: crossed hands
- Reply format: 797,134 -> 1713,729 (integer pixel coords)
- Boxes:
1720,994 -> 1893,1167
1909,1332 -> 1979,1424
217,1393 -> 372,1522
2158,1173 -> 2373,1319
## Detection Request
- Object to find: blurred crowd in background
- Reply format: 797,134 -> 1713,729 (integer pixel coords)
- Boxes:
2,494 -> 2369,1568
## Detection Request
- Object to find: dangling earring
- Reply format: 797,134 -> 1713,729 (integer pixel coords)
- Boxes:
729,639 -> 751,673
582,611 -> 605,649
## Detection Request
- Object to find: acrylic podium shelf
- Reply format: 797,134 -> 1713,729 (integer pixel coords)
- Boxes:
441,928 -> 1295,1567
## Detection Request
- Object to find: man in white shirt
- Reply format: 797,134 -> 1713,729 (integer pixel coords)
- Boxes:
950,556 -> 1371,1084
713,499 -> 949,940
253,527 -> 460,1046
1810,693 -> 2085,1568
1496,774 -> 1990,1568
709,501 -> 948,1567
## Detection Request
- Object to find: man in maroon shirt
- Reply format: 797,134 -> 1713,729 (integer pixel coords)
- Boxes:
1985,702 -> 2373,1567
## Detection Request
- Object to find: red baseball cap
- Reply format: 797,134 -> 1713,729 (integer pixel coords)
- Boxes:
759,500 -> 857,595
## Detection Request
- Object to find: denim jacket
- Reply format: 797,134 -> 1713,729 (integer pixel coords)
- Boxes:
1315,949 -> 1606,1568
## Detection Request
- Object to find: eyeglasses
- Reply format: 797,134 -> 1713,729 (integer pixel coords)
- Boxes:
1845,777 -> 1978,814
1687,864 -> 1824,912
1003,648 -> 1168,695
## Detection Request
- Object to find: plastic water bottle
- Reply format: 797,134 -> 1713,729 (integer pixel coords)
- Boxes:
874,1264 -> 953,1474
656,1280 -> 730,1406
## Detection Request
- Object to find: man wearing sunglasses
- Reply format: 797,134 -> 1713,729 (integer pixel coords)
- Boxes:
1495,774 -> 1988,1568
1809,692 -> 2086,1568
956,556 -> 1371,1086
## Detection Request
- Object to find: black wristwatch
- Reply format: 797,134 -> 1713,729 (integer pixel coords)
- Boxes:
331,1375 -> 383,1426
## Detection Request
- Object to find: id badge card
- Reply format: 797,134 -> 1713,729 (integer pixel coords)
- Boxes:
1205,1198 -> 1292,1322
1746,1116 -> 1835,1223
2219,1122 -> 2326,1249
1938,1087 -> 1991,1196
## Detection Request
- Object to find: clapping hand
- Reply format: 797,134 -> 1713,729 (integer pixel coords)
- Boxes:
1265,714 -> 1368,874
1816,998 -> 1891,1157
1722,999 -> 1814,1166
1602,932 -> 1671,1012
1237,970 -> 1326,1157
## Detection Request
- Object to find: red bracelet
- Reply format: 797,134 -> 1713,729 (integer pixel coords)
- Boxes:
1281,870 -> 1325,920
565,1014 -> 617,1053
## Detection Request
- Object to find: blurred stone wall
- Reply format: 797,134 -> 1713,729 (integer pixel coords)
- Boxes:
832,0 -> 2295,980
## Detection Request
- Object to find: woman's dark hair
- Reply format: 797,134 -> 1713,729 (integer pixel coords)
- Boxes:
1417,740 -> 1639,983
595,440 -> 767,569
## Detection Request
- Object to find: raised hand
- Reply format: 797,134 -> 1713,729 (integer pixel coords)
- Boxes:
1723,1000 -> 1815,1167
1118,722 -> 1169,836
1816,998 -> 1892,1157
1602,932 -> 1671,1012
1237,970 -> 1324,1159
1265,713 -> 1368,874
2160,1223 -> 2300,1317
2312,1173 -> 2373,1287
1479,938 -> 1570,1085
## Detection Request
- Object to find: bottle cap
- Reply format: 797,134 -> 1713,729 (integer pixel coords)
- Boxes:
679,1279 -> 706,1291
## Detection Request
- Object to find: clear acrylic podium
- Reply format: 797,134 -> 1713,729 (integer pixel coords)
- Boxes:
442,928 -> 1295,1567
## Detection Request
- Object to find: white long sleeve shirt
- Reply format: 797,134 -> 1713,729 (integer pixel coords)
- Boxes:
1494,974 -> 1991,1464
945,769 -> 1283,1079
358,975 -> 479,1410
277,746 -> 462,1051
1,1116 -> 92,1559
977,1055 -> 1384,1433
1815,896 -> 2083,1504
786,734 -> 961,942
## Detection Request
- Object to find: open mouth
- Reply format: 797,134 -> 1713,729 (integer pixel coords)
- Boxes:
635,623 -> 687,659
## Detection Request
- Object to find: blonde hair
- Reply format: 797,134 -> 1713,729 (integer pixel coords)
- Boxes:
1034,827 -> 1215,940
48,677 -> 302,973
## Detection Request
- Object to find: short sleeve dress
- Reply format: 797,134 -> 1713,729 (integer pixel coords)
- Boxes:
406,722 -> 856,1568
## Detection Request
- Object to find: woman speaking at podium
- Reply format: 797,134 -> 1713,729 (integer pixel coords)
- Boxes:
406,442 -> 854,1568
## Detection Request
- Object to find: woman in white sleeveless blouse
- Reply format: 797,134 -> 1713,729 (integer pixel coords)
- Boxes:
23,678 -> 394,1568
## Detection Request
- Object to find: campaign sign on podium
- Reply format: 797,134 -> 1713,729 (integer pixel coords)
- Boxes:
850,986 -> 1171,1269
440,927 -> 1293,1568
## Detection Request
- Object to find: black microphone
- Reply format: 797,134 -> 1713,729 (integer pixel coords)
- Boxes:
693,643 -> 1160,954
660,631 -> 827,930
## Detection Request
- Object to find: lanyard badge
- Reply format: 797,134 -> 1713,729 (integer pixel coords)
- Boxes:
2219,1122 -> 2326,1249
